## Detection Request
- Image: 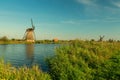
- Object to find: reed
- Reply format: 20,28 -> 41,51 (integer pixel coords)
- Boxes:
0,59 -> 51,80
47,40 -> 120,80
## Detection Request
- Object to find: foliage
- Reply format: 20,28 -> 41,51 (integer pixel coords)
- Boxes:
0,60 -> 51,80
94,53 -> 120,80
47,40 -> 120,80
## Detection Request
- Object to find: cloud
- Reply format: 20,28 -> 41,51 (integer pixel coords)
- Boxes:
76,0 -> 97,6
61,19 -> 100,25
102,17 -> 120,22
61,18 -> 120,25
111,1 -> 120,8
61,20 -> 78,24
76,0 -> 120,19
76,0 -> 120,9
75,0 -> 103,18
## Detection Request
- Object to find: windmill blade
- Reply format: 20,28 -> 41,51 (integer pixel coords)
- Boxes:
31,18 -> 33,26
31,18 -> 35,30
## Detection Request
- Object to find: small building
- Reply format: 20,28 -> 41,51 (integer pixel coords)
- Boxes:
53,38 -> 58,42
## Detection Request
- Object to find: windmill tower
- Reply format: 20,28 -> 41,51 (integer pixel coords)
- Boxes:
23,19 -> 35,43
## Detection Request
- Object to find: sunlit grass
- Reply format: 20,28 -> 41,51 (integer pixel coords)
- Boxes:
47,40 -> 120,80
0,59 -> 51,80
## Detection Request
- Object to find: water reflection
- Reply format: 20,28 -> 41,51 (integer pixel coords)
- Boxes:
0,44 -> 8,58
25,44 -> 34,66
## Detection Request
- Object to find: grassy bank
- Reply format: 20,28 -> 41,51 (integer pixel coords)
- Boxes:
1,40 -> 120,80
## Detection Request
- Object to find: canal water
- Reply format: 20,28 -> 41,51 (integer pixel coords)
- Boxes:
0,44 -> 58,71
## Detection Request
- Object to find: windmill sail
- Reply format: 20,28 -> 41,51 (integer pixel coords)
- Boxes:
31,19 -> 35,30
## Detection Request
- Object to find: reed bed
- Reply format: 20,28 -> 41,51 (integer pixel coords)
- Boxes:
47,40 -> 120,80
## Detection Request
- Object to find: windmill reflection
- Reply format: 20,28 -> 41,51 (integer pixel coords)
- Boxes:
0,44 -> 7,58
25,44 -> 34,66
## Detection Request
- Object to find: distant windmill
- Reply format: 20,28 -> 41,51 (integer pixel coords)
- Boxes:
23,19 -> 36,42
99,35 -> 104,42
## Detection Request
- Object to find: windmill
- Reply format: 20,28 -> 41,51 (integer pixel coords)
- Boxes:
23,19 -> 36,42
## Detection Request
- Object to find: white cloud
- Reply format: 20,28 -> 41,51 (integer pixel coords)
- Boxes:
75,0 -> 102,18
76,0 -> 97,6
61,18 -> 120,24
111,1 -> 120,8
61,19 -> 100,25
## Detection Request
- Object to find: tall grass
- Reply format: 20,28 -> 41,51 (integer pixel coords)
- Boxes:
0,59 -> 51,80
47,40 -> 120,80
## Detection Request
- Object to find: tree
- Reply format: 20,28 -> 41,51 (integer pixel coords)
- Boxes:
0,36 -> 8,41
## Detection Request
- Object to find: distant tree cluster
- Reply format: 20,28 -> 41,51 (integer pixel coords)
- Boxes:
0,36 -> 9,41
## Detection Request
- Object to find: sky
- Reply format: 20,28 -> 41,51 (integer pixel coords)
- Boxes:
0,0 -> 120,40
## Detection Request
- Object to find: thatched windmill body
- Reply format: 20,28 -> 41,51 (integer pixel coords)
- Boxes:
23,19 -> 36,42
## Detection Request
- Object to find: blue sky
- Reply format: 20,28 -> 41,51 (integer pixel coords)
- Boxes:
0,0 -> 120,40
